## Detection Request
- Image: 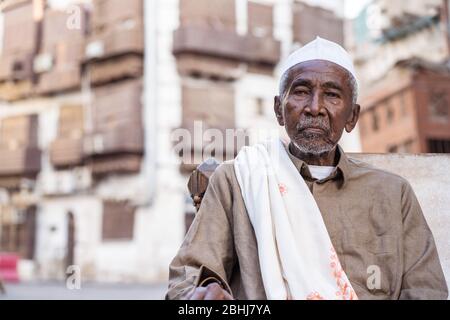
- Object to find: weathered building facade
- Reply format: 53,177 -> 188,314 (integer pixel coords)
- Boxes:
350,0 -> 449,96
351,0 -> 450,153
359,58 -> 450,153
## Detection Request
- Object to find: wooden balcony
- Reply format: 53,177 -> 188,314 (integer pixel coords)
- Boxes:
0,147 -> 41,177
83,125 -> 144,157
50,138 -> 84,168
173,26 -> 281,68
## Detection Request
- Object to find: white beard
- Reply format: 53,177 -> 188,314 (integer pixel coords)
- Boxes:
291,137 -> 337,157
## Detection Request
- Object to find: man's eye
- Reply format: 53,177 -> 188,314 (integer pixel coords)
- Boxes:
325,92 -> 340,98
293,89 -> 309,96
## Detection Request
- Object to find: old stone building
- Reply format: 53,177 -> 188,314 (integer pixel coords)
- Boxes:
350,0 -> 449,96
359,58 -> 450,153
351,0 -> 450,153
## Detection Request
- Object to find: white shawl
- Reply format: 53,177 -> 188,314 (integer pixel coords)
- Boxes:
233,138 -> 357,300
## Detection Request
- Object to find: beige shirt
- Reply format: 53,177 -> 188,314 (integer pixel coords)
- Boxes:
166,145 -> 448,300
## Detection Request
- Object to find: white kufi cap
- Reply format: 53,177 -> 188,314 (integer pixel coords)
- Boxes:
279,36 -> 358,87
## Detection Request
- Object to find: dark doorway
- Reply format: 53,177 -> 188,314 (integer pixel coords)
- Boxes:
0,205 -> 36,259
65,211 -> 75,274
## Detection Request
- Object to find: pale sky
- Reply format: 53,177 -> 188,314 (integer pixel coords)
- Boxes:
345,0 -> 373,18
303,0 -> 373,18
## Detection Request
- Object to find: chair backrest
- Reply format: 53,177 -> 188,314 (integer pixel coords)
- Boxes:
187,158 -> 220,211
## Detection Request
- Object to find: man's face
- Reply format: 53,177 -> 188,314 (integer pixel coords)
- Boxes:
274,60 -> 360,156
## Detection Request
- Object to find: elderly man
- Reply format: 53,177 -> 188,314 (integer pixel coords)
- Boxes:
166,37 -> 448,300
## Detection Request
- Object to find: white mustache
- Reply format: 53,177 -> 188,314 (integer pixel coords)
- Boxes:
296,119 -> 330,133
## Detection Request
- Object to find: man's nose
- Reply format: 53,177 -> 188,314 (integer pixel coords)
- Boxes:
305,91 -> 325,117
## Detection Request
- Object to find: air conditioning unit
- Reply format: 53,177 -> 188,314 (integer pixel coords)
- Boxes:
85,41 -> 105,60
33,53 -> 54,74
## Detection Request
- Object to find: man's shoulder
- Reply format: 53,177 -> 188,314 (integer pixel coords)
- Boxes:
207,159 -> 237,188
213,159 -> 236,174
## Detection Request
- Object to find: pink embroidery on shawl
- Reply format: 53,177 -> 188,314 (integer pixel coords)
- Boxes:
306,247 -> 358,300
278,183 -> 288,195
330,247 -> 358,300
306,292 -> 325,300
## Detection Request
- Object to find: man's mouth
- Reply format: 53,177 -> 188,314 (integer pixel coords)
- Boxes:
299,127 -> 327,134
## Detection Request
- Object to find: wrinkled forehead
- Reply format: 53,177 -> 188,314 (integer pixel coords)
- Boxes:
285,60 -> 351,87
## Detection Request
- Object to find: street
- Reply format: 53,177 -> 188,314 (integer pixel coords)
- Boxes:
0,281 -> 167,300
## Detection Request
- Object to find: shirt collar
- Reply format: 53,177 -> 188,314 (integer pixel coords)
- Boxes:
284,142 -> 351,188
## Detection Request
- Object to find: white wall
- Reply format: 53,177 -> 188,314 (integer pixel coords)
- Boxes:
36,196 -> 101,280
352,153 -> 450,293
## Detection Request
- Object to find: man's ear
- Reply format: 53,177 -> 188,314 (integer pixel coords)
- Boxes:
345,104 -> 360,133
274,96 -> 284,126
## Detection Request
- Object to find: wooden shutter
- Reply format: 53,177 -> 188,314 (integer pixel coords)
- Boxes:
50,104 -> 85,168
101,201 -> 135,241
0,115 -> 41,186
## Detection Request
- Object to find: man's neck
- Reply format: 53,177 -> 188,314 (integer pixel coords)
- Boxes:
289,143 -> 338,166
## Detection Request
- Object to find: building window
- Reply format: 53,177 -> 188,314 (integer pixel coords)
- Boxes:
429,91 -> 449,122
388,145 -> 398,153
0,206 -> 36,259
403,139 -> 414,153
101,201 -> 135,241
292,2 -> 344,45
386,104 -> 394,124
372,110 -> 379,132
248,1 -> 274,38
394,139 -> 415,153
256,97 -> 265,116
400,92 -> 408,117
427,139 -> 450,153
